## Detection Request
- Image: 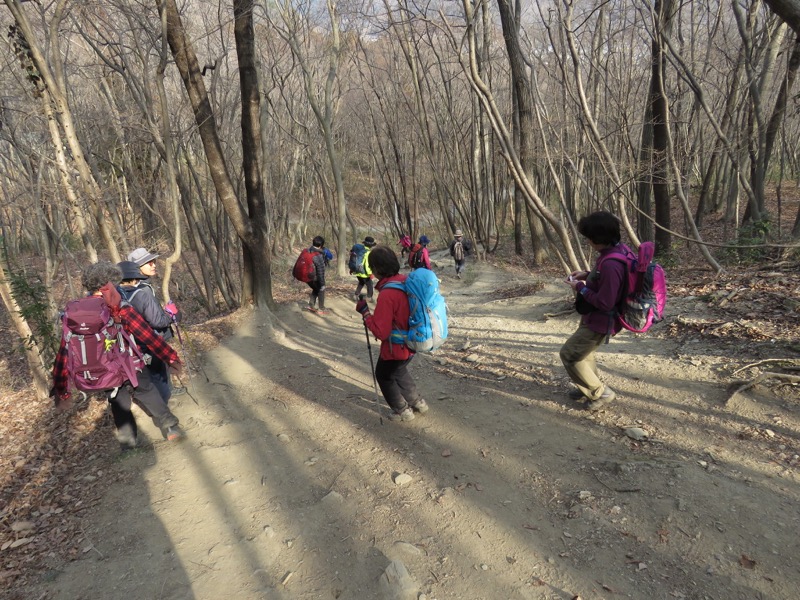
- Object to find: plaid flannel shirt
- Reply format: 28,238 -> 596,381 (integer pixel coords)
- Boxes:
52,304 -> 179,397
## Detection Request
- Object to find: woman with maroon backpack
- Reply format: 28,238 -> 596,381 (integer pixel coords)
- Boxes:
51,261 -> 185,450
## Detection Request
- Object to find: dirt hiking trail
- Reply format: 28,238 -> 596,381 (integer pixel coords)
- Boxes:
24,256 -> 800,600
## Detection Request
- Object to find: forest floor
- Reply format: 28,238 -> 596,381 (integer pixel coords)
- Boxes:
2,247 -> 800,600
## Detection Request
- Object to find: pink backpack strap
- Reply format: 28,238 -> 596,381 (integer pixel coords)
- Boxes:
637,242 -> 655,272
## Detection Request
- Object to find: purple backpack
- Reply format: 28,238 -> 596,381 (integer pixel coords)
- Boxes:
62,296 -> 143,392
598,241 -> 667,333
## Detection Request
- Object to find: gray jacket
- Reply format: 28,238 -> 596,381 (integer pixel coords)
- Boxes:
119,281 -> 175,340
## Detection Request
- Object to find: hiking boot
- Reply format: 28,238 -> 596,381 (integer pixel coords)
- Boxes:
568,388 -> 586,400
387,407 -> 415,422
170,385 -> 187,397
411,399 -> 429,414
161,425 -> 185,441
119,440 -> 137,452
118,433 -> 137,452
456,272 -> 461,279
116,426 -> 137,451
585,387 -> 616,411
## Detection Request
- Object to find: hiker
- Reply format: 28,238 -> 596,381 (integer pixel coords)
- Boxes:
352,236 -> 377,302
561,211 -> 626,411
118,261 -> 182,403
355,245 -> 429,422
398,234 -> 412,258
409,235 -> 431,270
125,248 -> 186,397
50,261 -> 185,450
307,235 -> 328,315
448,229 -> 472,279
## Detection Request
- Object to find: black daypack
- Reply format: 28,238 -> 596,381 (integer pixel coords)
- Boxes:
410,247 -> 426,269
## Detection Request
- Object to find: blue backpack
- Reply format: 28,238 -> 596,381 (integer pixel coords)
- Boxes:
383,269 -> 448,352
348,244 -> 367,275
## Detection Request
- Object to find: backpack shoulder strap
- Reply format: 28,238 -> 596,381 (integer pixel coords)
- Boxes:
382,281 -> 405,292
125,287 -> 144,302
595,246 -> 635,308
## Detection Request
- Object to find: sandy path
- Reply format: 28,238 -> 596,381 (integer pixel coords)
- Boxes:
28,258 -> 800,600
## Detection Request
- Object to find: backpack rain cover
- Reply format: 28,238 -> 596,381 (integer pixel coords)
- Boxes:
384,269 -> 448,352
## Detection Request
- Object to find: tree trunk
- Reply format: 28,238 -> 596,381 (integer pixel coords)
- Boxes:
498,0 -> 547,263
0,251 -> 49,399
650,0 -> 675,255
234,0 -> 273,307
160,0 -> 274,308
4,0 -> 120,261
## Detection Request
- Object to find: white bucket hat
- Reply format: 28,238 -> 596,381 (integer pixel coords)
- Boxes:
127,247 -> 160,266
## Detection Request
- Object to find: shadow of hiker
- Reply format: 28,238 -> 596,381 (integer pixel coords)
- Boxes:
28,437 -> 195,600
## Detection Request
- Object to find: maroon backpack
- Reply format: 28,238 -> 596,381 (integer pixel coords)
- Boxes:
62,296 -> 143,392
292,248 -> 317,283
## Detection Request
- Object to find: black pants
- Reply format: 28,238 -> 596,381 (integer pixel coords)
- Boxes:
109,367 -> 178,440
307,281 -> 325,309
375,356 -> 420,412
355,276 -> 373,299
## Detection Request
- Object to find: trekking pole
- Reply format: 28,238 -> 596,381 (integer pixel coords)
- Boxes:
170,320 -> 203,406
359,294 -> 379,396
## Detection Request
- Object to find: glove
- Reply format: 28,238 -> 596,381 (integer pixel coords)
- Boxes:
168,360 -> 184,377
164,301 -> 179,320
355,298 -> 370,316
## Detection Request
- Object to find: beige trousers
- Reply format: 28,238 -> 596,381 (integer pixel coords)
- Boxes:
559,324 -> 608,400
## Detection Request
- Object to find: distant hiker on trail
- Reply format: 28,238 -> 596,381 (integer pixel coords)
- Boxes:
126,248 -> 186,398
398,234 -> 412,258
51,261 -> 185,451
355,245 -> 429,422
409,235 -> 432,270
561,211 -> 626,411
350,236 -> 377,302
306,235 -> 328,315
448,229 -> 472,279
118,260 -> 182,403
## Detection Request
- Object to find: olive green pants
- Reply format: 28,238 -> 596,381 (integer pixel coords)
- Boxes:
559,324 -> 608,400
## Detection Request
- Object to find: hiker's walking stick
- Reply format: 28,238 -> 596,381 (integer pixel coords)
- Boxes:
359,295 -> 379,396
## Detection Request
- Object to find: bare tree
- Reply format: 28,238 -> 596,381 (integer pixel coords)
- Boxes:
159,0 -> 275,308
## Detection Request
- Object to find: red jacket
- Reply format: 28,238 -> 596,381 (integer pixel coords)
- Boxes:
364,274 -> 413,361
